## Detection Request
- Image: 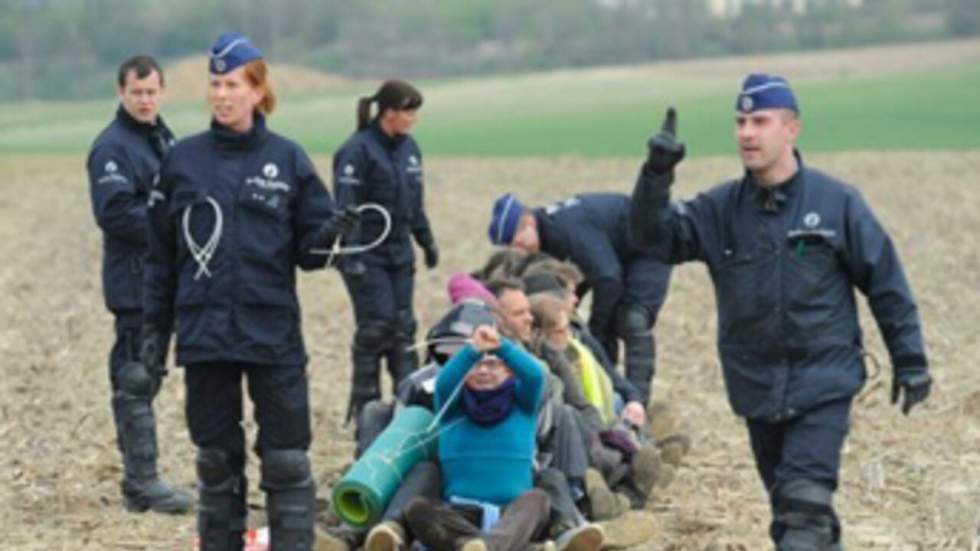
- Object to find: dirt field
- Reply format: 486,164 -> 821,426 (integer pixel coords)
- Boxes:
1,151 -> 978,550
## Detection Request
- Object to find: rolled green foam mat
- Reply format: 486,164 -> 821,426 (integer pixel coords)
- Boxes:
331,405 -> 438,527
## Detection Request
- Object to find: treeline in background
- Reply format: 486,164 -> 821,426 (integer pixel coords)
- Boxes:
2,0 -> 978,101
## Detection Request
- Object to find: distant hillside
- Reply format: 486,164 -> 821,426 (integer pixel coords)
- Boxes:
164,56 -> 354,102
1,39 -> 978,157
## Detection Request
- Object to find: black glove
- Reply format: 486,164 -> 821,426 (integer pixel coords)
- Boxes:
318,205 -> 361,247
422,242 -> 439,269
646,107 -> 686,175
891,367 -> 931,415
139,324 -> 166,377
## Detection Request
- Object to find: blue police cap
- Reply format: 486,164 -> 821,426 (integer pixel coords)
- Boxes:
487,193 -> 526,246
209,32 -> 262,75
736,73 -> 799,114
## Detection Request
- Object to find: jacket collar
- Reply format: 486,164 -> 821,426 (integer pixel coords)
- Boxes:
368,118 -> 407,150
116,105 -> 166,134
747,149 -> 805,213
210,112 -> 268,150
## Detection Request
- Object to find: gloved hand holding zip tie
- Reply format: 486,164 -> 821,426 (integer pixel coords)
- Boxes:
315,205 -> 361,248
310,203 -> 392,267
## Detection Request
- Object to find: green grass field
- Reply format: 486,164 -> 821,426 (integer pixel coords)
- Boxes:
1,57 -> 977,157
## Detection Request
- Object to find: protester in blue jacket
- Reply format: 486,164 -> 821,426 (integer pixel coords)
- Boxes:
487,191 -> 672,406
403,325 -> 557,551
142,33 -> 357,551
87,54 -> 190,514
629,73 -> 932,550
333,80 -> 439,421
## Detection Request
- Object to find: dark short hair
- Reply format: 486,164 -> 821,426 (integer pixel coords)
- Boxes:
117,55 -> 164,88
486,277 -> 525,298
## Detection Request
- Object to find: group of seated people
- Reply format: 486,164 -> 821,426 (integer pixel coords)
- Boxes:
327,248 -> 690,551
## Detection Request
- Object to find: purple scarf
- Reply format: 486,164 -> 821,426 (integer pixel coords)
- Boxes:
460,378 -> 517,425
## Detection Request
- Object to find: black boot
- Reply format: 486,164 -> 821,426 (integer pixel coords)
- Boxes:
113,361 -> 191,514
772,478 -> 839,551
261,449 -> 316,551
196,448 -> 247,551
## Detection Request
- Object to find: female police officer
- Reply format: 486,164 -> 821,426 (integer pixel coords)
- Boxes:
332,80 -> 439,421
142,33 -> 357,551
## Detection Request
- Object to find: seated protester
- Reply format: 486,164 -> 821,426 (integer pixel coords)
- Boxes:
404,325 -> 603,551
334,301 -> 498,551
485,279 -> 591,487
359,300 -> 600,551
522,271 -> 646,430
530,294 -> 664,512
447,272 -> 498,306
488,278 -> 638,524
472,248 -> 528,283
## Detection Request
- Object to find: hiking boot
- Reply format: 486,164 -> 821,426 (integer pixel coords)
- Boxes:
584,468 -> 629,521
122,477 -> 193,514
365,520 -> 406,551
631,443 -> 663,498
657,433 -> 692,467
458,538 -> 487,551
556,523 -> 605,551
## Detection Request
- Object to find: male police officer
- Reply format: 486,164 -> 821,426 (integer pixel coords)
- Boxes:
630,74 -> 932,550
87,55 -> 190,513
487,192 -> 672,406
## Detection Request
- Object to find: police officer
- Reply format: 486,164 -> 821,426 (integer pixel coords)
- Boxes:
487,192 -> 672,406
333,80 -> 439,420
142,33 -> 358,551
87,54 -> 191,514
629,74 -> 932,550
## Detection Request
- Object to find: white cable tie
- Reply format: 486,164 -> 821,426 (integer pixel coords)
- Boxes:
405,336 -> 469,352
310,203 -> 392,263
182,196 -> 223,280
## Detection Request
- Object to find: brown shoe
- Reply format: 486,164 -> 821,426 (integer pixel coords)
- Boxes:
585,468 -> 628,521
657,433 -> 692,467
365,520 -> 405,551
631,443 -> 663,497
556,523 -> 604,551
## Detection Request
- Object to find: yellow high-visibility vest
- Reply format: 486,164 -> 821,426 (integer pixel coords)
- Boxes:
568,337 -> 616,426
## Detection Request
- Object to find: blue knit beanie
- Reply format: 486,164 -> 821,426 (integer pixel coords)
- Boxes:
736,73 -> 799,114
488,193 -> 526,246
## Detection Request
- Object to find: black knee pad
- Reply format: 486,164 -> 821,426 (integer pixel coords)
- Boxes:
354,320 -> 394,351
773,478 -> 838,550
615,304 -> 652,337
260,449 -> 312,490
394,308 -> 417,339
197,448 -> 237,489
117,360 -> 157,398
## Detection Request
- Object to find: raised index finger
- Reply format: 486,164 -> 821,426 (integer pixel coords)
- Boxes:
661,107 -> 677,135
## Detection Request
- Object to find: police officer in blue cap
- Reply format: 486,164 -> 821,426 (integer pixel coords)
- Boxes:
629,73 -> 932,550
332,80 -> 439,421
87,54 -> 191,514
142,33 -> 359,551
486,191 -> 672,410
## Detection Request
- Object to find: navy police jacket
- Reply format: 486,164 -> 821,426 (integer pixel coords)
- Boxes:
87,106 -> 174,313
630,153 -> 928,421
332,120 -> 434,267
534,193 -> 665,336
143,115 -> 336,366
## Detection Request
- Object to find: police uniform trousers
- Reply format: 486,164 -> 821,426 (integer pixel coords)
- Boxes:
184,362 -> 311,468
341,261 -> 418,415
597,256 -> 672,405
746,397 -> 851,549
